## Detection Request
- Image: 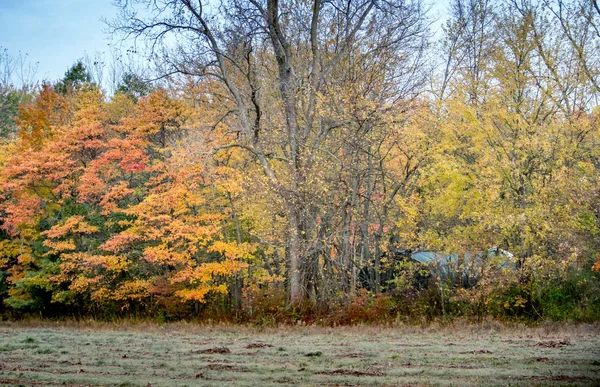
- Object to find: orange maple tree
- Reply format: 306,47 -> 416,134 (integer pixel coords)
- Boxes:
1,85 -> 249,314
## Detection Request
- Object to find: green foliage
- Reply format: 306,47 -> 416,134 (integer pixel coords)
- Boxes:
54,61 -> 92,95
0,89 -> 23,137
534,268 -> 600,322
116,73 -> 152,101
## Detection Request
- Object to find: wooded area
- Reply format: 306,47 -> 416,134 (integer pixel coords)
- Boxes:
0,0 -> 599,323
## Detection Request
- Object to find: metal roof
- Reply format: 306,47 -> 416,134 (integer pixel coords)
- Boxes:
410,248 -> 515,268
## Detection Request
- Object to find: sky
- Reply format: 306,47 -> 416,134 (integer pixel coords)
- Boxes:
0,0 -> 119,82
0,0 -> 450,84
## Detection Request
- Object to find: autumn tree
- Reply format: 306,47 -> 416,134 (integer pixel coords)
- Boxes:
1,0 -> 598,322
407,0 -> 600,315
437,0 -> 496,102
111,0 -> 429,303
0,79 -> 250,315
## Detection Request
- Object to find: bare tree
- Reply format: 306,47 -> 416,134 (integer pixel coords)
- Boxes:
0,48 -> 38,138
437,0 -> 495,102
110,0 -> 429,303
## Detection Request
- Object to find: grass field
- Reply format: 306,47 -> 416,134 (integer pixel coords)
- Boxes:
0,321 -> 599,386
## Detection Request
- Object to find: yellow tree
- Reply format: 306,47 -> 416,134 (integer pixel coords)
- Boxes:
112,0 -> 430,303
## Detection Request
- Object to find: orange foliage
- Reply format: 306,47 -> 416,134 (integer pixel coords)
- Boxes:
1,86 -> 250,311
16,84 -> 69,149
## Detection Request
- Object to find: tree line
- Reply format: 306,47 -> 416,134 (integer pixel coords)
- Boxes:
0,0 -> 599,323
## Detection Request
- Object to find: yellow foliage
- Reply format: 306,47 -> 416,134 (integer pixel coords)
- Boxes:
42,216 -> 98,239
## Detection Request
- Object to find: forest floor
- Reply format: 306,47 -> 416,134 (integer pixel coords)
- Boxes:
0,320 -> 599,386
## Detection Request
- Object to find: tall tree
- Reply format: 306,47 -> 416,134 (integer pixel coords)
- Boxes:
111,0 -> 429,303
54,61 -> 92,95
0,48 -> 37,139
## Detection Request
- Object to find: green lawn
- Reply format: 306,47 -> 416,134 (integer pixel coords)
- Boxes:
0,321 -> 598,386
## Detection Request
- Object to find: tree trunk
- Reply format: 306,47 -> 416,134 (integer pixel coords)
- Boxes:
288,204 -> 303,303
228,192 -> 243,315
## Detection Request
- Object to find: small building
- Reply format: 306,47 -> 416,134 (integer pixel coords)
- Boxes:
359,247 -> 516,291
409,248 -> 516,287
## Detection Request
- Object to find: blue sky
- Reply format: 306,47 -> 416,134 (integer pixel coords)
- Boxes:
0,0 -> 118,81
0,0 -> 450,84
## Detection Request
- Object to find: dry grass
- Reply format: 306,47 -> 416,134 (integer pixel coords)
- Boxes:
0,320 -> 598,386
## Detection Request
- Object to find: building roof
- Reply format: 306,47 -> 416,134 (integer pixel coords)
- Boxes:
410,248 -> 515,269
